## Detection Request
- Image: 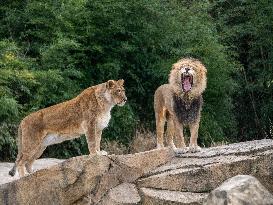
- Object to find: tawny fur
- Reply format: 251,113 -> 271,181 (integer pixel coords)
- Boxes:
154,58 -> 207,152
9,80 -> 127,177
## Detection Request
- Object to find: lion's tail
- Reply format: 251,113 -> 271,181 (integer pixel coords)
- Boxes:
9,124 -> 23,177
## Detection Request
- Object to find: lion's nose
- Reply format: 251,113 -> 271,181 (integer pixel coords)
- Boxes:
123,97 -> 127,102
185,67 -> 190,72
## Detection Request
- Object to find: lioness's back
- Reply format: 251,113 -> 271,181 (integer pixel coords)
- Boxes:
21,86 -> 97,129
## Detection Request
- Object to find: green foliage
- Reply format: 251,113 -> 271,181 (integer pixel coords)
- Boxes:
0,123 -> 17,160
210,0 -> 273,140
105,105 -> 137,144
40,37 -> 82,70
0,97 -> 19,122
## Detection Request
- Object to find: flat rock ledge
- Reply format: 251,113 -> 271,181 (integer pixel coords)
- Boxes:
0,139 -> 273,205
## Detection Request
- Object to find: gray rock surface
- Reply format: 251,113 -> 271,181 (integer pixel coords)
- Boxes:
204,175 -> 273,205
101,183 -> 141,205
140,188 -> 208,205
0,139 -> 273,205
138,139 -> 273,194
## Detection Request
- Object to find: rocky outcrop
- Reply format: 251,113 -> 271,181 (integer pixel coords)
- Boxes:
0,139 -> 273,205
0,148 -> 174,205
204,175 -> 273,205
138,139 -> 273,194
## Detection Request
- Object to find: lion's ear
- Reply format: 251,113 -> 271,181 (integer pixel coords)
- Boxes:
172,62 -> 180,70
117,79 -> 124,86
106,80 -> 115,89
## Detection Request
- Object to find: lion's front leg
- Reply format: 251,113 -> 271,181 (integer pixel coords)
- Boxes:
155,109 -> 166,149
166,117 -> 176,149
189,120 -> 201,153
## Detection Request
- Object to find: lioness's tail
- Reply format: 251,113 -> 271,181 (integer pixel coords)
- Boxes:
9,124 -> 22,177
9,164 -> 17,176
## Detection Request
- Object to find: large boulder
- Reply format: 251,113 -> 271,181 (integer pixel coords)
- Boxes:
204,175 -> 273,205
1,139 -> 273,205
0,155 -> 111,205
0,148 -> 174,205
138,139 -> 273,194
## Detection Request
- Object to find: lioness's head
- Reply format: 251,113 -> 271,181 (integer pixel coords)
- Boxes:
169,58 -> 207,97
106,79 -> 127,106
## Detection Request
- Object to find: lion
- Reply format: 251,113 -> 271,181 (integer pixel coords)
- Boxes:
9,79 -> 127,177
154,58 -> 207,153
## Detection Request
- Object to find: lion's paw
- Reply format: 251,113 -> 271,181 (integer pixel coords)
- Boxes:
96,150 -> 108,156
188,144 -> 201,153
174,147 -> 189,154
156,143 -> 164,149
169,143 -> 177,150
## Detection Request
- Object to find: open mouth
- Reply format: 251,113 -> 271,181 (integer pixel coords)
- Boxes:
181,74 -> 193,92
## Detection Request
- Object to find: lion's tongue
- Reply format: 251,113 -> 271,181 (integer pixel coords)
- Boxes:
183,77 -> 192,92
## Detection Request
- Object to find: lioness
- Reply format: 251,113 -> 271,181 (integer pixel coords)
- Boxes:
154,58 -> 207,153
9,79 -> 127,177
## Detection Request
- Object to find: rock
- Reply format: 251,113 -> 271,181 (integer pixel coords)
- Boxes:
1,140 -> 273,205
204,175 -> 273,205
88,147 -> 174,204
0,155 -> 111,205
140,188 -> 208,205
0,147 -> 173,205
108,147 -> 175,182
138,140 -> 273,193
101,183 -> 141,205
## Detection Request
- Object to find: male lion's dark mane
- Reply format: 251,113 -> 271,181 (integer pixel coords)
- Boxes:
173,94 -> 203,125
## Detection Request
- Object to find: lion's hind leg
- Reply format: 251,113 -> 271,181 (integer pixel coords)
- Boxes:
155,108 -> 166,149
166,116 -> 176,150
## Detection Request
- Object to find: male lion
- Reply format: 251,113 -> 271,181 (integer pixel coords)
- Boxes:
9,79 -> 127,177
154,58 -> 207,153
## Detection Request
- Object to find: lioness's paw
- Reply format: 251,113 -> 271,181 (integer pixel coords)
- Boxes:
96,150 -> 108,156
188,144 -> 201,153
